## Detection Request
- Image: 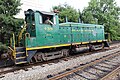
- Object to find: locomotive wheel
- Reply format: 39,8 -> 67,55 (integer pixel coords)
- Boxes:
62,49 -> 69,57
34,53 -> 43,62
102,43 -> 105,50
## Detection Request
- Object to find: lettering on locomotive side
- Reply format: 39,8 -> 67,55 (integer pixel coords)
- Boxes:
46,34 -> 52,36
44,27 -> 53,31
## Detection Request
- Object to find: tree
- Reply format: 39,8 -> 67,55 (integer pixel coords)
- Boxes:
82,0 -> 120,40
0,0 -> 23,44
53,4 -> 79,23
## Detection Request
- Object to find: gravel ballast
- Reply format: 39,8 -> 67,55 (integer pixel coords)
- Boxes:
0,47 -> 120,80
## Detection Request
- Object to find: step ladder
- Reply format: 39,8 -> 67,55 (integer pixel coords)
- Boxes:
15,47 -> 28,64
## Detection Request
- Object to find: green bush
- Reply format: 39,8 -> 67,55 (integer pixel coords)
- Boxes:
0,42 -> 8,53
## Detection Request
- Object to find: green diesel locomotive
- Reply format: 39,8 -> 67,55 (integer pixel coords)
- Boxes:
0,9 -> 109,67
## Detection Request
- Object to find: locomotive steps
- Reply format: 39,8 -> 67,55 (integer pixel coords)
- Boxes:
15,47 -> 27,64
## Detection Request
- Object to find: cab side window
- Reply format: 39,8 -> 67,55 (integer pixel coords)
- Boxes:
42,15 -> 54,25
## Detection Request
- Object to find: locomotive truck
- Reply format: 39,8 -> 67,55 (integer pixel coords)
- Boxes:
0,9 -> 110,67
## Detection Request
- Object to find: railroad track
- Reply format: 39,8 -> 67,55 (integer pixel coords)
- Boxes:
101,66 -> 120,80
48,51 -> 120,80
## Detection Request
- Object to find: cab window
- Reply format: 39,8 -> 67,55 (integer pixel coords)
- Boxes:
40,14 -> 56,25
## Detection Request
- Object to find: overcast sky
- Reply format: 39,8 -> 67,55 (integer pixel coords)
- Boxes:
16,0 -> 120,18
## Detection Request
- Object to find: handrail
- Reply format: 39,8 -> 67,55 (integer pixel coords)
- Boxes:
13,34 -> 15,50
8,46 -> 14,52
18,22 -> 27,45
25,33 -> 30,39
13,33 -> 16,58
10,37 -> 12,47
9,33 -> 16,58
108,33 -> 111,42
8,46 -> 16,60
25,33 -> 30,56
105,33 -> 111,42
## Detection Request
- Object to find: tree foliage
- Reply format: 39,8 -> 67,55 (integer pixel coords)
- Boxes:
0,0 -> 23,44
0,42 -> 8,53
53,1 -> 120,40
53,4 -> 79,23
82,0 -> 120,40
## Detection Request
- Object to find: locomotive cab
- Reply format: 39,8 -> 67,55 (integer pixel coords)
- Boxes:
24,9 -> 59,48
24,9 -> 59,36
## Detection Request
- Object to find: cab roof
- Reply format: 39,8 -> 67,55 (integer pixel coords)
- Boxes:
25,9 -> 57,15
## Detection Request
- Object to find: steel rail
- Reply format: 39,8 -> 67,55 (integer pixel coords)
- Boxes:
100,66 -> 120,80
48,51 -> 120,80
